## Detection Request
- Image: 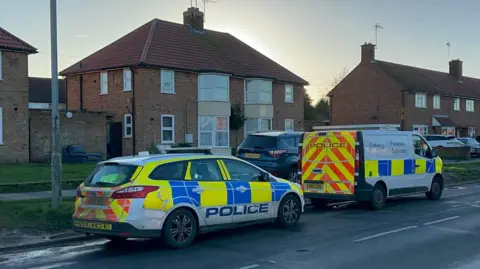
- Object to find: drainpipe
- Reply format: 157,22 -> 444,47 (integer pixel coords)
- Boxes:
64,77 -> 68,111
401,91 -> 405,131
131,69 -> 136,155
79,74 -> 84,110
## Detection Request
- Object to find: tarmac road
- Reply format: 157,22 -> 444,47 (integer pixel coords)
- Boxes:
2,184 -> 480,269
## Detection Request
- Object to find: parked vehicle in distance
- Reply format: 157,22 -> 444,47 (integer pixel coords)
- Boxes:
299,130 -> 444,210
424,135 -> 465,148
237,131 -> 302,183
458,137 -> 480,157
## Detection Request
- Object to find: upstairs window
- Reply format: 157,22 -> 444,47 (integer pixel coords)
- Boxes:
160,70 -> 175,94
245,79 -> 272,104
454,98 -> 460,111
285,84 -> 294,103
198,74 -> 229,101
100,72 -> 108,94
466,100 -> 475,112
433,95 -> 440,109
415,93 -> 426,108
123,68 -> 132,92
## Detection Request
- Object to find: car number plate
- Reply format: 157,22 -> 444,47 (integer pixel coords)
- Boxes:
245,153 -> 260,159
84,197 -> 108,206
73,221 -> 112,230
304,183 -> 324,192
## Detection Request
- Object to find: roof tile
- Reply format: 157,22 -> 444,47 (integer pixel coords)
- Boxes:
0,27 -> 37,53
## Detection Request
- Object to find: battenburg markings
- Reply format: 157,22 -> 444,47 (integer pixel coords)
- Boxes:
206,204 -> 269,218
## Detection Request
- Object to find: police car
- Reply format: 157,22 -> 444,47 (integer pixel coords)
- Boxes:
73,148 -> 305,249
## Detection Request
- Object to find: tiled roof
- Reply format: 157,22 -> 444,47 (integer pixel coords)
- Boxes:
0,27 -> 37,53
29,77 -> 66,103
59,19 -> 308,85
375,60 -> 480,99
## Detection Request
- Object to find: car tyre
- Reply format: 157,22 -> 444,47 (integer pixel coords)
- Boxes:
162,208 -> 198,249
276,194 -> 301,228
370,183 -> 387,210
426,176 -> 443,200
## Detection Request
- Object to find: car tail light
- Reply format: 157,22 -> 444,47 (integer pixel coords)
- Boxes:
76,188 -> 84,198
111,186 -> 159,199
269,149 -> 287,157
355,145 -> 361,171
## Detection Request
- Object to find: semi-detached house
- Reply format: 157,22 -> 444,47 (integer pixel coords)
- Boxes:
328,42 -> 480,138
60,7 -> 308,157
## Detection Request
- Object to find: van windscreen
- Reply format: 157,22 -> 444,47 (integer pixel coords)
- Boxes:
84,163 -> 138,187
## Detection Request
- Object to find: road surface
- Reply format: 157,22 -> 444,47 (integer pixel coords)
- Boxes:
2,184 -> 480,269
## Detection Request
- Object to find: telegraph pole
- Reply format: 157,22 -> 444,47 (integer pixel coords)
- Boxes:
50,0 -> 62,209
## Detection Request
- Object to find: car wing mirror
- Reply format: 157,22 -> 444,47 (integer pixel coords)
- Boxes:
260,172 -> 271,182
431,148 -> 438,158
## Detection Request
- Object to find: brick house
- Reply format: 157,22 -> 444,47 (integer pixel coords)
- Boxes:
328,42 -> 480,138
0,27 -> 37,163
60,7 -> 308,156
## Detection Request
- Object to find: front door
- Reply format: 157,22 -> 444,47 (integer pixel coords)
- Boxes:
185,159 -> 233,226
221,159 -> 272,223
107,122 -> 123,158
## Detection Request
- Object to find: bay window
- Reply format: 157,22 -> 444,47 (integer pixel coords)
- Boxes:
245,79 -> 272,104
198,74 -> 229,101
199,116 -> 229,147
245,118 -> 272,135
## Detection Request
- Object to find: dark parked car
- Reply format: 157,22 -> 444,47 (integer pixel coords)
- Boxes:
236,131 -> 302,183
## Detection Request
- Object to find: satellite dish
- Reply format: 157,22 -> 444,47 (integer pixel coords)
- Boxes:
66,112 -> 73,119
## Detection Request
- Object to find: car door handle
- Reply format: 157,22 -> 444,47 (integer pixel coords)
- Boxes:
415,165 -> 421,168
193,186 -> 204,193
235,186 -> 248,193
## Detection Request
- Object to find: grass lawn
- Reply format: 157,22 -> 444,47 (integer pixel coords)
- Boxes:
0,198 -> 75,231
0,163 -> 96,184
443,161 -> 480,184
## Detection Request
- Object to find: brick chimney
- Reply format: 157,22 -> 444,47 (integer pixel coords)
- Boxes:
449,59 -> 463,81
183,7 -> 204,32
361,42 -> 376,64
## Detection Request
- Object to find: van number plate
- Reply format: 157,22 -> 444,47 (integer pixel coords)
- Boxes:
305,183 -> 324,192
245,153 -> 260,159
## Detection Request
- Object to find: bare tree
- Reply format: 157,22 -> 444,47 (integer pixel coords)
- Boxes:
331,66 -> 349,88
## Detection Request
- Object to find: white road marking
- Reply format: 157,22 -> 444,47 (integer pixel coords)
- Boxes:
28,262 -> 76,269
353,226 -> 418,243
238,265 -> 260,269
470,204 -> 480,208
443,192 -> 477,198
424,216 -> 460,226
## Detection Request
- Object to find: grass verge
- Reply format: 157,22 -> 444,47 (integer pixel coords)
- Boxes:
443,162 -> 480,184
0,198 -> 75,231
0,163 -> 96,184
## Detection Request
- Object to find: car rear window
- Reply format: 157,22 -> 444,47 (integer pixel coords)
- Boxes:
84,163 -> 138,187
240,135 -> 278,149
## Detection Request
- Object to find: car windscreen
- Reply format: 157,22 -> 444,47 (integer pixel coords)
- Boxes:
240,135 -> 278,149
458,138 -> 469,144
84,163 -> 138,187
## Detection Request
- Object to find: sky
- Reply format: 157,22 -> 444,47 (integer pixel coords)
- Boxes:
2,0 -> 480,103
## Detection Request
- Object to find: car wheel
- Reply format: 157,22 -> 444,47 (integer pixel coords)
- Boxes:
162,208 -> 198,249
276,194 -> 301,228
426,176 -> 443,200
288,171 -> 299,183
370,183 -> 387,210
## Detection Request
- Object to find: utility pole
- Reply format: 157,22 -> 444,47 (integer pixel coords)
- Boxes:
50,0 -> 62,209
375,23 -> 383,49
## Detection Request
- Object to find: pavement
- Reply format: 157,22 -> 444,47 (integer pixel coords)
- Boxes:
1,185 -> 480,269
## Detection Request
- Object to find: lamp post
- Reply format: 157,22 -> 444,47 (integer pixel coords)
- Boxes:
50,0 -> 62,209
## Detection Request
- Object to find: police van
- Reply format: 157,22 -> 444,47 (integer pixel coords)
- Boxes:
299,130 -> 444,210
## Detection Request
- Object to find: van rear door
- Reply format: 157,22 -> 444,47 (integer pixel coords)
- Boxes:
301,131 -> 356,196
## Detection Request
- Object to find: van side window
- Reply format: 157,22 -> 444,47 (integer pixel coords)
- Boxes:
412,135 -> 429,158
149,162 -> 187,180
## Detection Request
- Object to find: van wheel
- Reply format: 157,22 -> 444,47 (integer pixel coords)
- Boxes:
310,198 -> 329,209
277,195 -> 301,228
370,183 -> 387,210
426,176 -> 443,200
162,208 -> 198,249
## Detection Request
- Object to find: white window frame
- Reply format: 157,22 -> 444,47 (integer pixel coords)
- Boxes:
454,98 -> 460,111
468,127 -> 476,138
415,93 -> 426,108
100,72 -> 108,95
466,100 -> 475,112
124,114 -> 132,138
123,68 -> 132,92
0,106 -> 3,144
198,74 -> 230,102
285,84 -> 294,103
413,125 -> 428,136
441,127 -> 456,136
244,79 -> 273,104
198,116 -> 230,148
285,119 -> 294,132
160,69 -> 175,94
433,95 -> 440,109
0,50 -> 3,81
161,114 -> 175,144
245,118 -> 272,136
